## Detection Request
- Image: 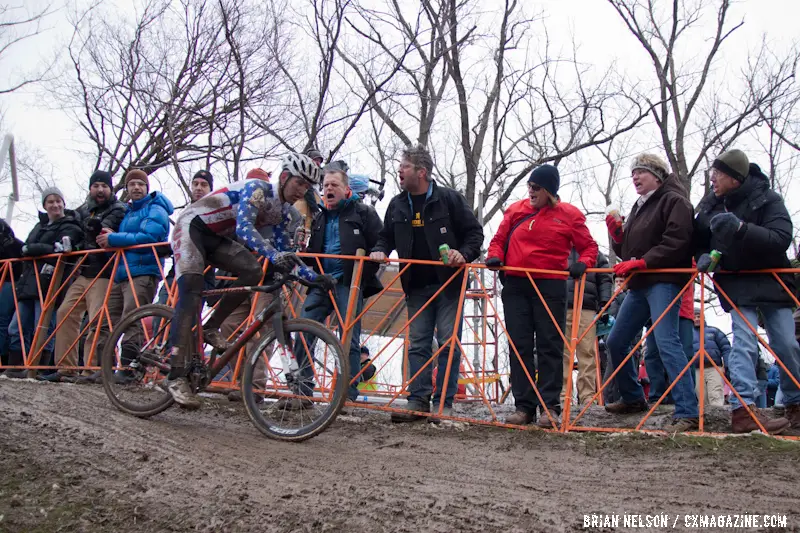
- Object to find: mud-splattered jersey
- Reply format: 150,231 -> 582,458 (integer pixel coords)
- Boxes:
181,179 -> 315,280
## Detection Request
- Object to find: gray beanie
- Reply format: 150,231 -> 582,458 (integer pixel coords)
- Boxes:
41,186 -> 65,207
712,149 -> 749,182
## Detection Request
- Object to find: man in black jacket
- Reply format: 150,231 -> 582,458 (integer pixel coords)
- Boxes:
288,167 -> 383,406
50,171 -> 126,381
695,148 -> 800,433
370,144 -> 483,422
6,187 -> 84,378
0,219 -> 24,368
562,249 -> 612,407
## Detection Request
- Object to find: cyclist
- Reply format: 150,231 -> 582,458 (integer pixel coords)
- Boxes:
166,153 -> 336,408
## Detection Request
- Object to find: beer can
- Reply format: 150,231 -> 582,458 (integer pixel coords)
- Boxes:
438,244 -> 450,265
61,236 -> 72,253
708,249 -> 722,271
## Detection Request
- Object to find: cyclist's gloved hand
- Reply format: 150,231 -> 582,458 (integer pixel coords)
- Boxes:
314,274 -> 337,292
271,251 -> 303,273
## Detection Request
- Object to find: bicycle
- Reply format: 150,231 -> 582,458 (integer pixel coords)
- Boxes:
100,274 -> 349,442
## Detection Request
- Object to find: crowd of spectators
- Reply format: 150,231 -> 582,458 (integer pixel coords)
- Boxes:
0,144 -> 799,434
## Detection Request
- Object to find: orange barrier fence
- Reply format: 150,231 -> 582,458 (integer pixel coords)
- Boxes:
1,245 -> 799,438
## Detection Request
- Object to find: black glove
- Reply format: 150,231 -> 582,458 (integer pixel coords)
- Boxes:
485,257 -> 503,271
84,218 -> 102,238
568,261 -> 587,279
710,212 -> 745,246
696,253 -> 719,273
314,273 -> 337,292
271,252 -> 303,273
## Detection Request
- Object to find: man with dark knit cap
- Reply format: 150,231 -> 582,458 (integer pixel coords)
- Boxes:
49,170 -> 127,382
191,170 -> 213,201
695,148 -> 800,434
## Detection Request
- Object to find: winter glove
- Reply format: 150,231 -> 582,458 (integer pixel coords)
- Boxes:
485,257 -> 503,271
568,261 -> 587,279
613,258 -> 647,277
696,253 -> 719,273
21,244 -> 29,255
709,212 -> 745,247
314,273 -> 337,292
605,214 -> 624,244
271,252 -> 303,273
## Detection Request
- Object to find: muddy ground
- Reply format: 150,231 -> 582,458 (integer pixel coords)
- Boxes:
1,379 -> 799,533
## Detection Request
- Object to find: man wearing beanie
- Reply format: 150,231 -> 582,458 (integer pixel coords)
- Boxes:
191,170 -> 213,202
695,149 -> 800,434
5,187 -> 83,378
96,168 -> 174,384
50,169 -> 127,382
486,164 -> 598,427
370,144 -> 484,423
602,153 -> 699,432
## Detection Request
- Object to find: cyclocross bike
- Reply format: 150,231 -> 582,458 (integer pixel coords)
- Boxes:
100,274 -> 349,442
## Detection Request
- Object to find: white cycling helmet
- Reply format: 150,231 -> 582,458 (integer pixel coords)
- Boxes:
281,153 -> 321,186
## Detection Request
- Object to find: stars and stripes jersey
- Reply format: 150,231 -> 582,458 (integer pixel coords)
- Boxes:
181,179 -> 315,281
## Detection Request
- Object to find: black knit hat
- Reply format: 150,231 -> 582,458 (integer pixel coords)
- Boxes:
528,165 -> 560,197
192,170 -> 214,189
712,149 -> 749,182
89,170 -> 112,189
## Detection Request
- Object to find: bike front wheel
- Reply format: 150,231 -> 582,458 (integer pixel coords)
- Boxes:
241,318 -> 349,442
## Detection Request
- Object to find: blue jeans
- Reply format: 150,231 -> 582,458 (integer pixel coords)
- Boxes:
8,300 -> 56,355
0,282 -> 14,361
405,284 -> 463,408
729,307 -> 800,409
606,283 -> 698,419
293,284 -> 363,401
645,317 -> 695,403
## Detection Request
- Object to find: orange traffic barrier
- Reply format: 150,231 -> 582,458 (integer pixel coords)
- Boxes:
1,246 -> 798,439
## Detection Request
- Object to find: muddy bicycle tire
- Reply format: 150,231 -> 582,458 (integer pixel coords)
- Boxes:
241,318 -> 349,442
101,304 -> 176,418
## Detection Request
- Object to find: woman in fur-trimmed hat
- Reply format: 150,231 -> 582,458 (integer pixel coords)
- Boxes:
602,153 -> 699,432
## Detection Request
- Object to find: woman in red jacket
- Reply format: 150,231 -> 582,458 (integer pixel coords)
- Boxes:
486,165 -> 598,427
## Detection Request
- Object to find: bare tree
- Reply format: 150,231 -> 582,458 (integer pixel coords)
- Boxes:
608,0 -> 796,193
0,2 -> 54,94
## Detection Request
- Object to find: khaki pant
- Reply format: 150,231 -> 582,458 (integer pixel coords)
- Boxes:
107,276 -> 158,350
561,309 -> 598,406
695,367 -> 725,407
220,292 -> 272,386
54,276 -> 111,372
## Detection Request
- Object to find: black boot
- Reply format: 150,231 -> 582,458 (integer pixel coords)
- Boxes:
4,350 -> 28,379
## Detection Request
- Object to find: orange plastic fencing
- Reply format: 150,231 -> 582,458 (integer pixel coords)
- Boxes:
1,246 -> 799,438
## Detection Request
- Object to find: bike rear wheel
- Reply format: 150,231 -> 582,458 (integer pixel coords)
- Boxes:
101,304 -> 176,417
241,318 -> 349,442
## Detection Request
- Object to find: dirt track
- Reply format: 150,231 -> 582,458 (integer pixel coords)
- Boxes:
1,379 -> 799,533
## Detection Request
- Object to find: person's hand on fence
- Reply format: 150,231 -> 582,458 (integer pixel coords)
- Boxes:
568,261 -> 587,279
446,249 -> 466,266
369,251 -> 387,262
613,258 -> 646,277
696,253 -> 719,273
485,257 -> 503,271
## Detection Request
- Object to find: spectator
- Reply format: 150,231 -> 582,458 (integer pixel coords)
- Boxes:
563,249 -> 611,408
48,171 -> 126,382
246,168 -> 271,182
357,346 -> 378,393
305,147 -> 324,167
371,144 -> 483,423
694,148 -> 799,433
767,361 -> 780,407
289,167 -> 383,407
294,150 -> 324,251
691,307 -> 729,407
5,188 -> 84,378
604,153 -> 699,432
487,164 -> 598,427
0,218 -> 24,369
644,286 -> 696,404
98,170 -> 173,383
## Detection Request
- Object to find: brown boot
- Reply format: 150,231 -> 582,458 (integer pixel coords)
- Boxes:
786,404 -> 800,429
731,406 -> 790,434
604,398 -> 648,414
505,411 -> 534,425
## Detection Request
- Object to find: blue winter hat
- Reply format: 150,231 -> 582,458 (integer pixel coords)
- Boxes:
528,165 -> 560,197
348,174 -> 370,195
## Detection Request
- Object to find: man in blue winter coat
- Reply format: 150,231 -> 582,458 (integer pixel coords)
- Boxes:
96,169 -> 174,383
691,307 -> 731,407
